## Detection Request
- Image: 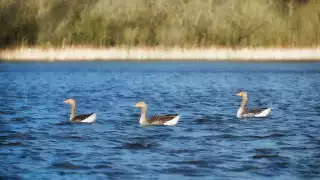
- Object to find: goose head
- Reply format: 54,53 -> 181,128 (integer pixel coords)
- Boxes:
236,91 -> 248,99
134,101 -> 147,109
63,98 -> 76,105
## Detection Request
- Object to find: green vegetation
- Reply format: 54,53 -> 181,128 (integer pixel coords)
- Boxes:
0,0 -> 319,49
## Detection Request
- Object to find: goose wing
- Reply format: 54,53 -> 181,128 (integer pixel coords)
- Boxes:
246,108 -> 268,114
148,114 -> 179,125
243,108 -> 268,117
71,113 -> 94,122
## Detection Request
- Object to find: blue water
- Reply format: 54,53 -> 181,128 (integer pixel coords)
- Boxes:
1,61 -> 320,179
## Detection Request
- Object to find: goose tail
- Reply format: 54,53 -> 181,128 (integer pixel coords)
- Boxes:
164,115 -> 180,125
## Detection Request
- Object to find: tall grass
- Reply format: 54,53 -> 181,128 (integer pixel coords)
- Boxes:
0,0 -> 319,49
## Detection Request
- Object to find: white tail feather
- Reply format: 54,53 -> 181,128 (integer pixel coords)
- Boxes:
255,108 -> 271,117
163,116 -> 180,125
80,113 -> 97,123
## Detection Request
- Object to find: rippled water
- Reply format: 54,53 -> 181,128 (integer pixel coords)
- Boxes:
1,61 -> 320,179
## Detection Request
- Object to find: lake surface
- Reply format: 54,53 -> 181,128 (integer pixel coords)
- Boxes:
1,61 -> 320,180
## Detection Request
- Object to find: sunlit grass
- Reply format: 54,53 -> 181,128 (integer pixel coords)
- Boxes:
0,0 -> 319,48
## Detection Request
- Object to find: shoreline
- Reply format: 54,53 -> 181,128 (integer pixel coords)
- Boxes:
1,47 -> 320,61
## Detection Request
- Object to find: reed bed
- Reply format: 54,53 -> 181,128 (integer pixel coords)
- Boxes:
1,0 -> 319,49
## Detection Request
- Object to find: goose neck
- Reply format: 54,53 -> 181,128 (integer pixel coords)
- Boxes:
70,103 -> 76,121
241,97 -> 248,109
139,107 -> 148,125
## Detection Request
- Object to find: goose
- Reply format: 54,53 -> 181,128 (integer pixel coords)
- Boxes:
236,91 -> 271,118
134,101 -> 180,125
63,98 -> 97,123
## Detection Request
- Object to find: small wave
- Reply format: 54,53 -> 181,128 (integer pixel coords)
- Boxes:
254,148 -> 275,154
94,164 -> 112,169
193,115 -> 226,124
51,162 -> 90,170
0,142 -> 24,146
122,142 -> 157,149
233,165 -> 260,172
130,113 -> 140,118
168,149 -> 203,154
54,121 -> 98,125
58,152 -> 82,158
10,117 -> 25,121
51,134 -> 90,141
275,161 -> 290,168
60,135 -> 87,140
54,121 -> 71,126
251,148 -> 282,159
1,132 -> 36,140
281,146 -> 308,151
216,134 -> 241,139
0,110 -> 15,115
173,104 -> 183,109
0,175 -> 21,180
252,154 -> 280,159
193,118 -> 214,124
250,133 -> 285,139
161,167 -> 203,176
171,160 -> 209,166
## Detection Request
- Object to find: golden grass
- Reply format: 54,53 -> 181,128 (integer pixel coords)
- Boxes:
1,0 -> 320,49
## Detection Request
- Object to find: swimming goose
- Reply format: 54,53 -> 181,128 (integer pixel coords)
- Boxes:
134,101 -> 180,125
236,92 -> 271,118
63,99 -> 97,123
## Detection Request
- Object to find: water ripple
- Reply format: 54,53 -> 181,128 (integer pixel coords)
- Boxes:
1,62 -> 320,179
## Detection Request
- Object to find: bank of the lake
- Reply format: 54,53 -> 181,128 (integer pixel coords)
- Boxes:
1,47 -> 320,61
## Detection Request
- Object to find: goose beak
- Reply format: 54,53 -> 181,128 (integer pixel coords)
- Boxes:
236,93 -> 241,96
63,100 -> 68,103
